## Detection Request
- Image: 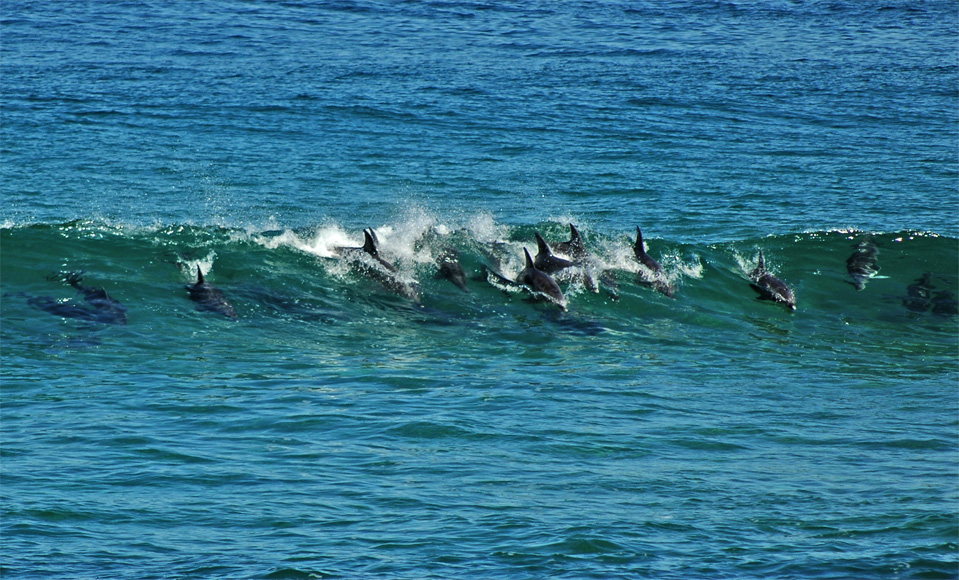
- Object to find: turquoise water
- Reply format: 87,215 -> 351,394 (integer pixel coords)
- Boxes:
2,2 -> 957,579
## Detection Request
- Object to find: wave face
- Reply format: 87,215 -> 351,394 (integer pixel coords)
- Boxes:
3,218 -> 957,578
3,218 -> 956,332
2,0 -> 958,578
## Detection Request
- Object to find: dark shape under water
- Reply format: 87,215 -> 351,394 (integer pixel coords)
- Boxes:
748,250 -> 796,311
29,271 -> 128,325
846,238 -> 880,291
930,290 -> 958,317
436,247 -> 469,293
186,267 -> 238,320
633,226 -> 674,298
902,272 -> 934,313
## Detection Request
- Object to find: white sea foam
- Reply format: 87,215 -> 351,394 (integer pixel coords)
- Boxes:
180,252 -> 217,282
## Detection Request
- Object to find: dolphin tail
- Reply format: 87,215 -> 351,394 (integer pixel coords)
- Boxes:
48,271 -> 85,288
482,264 -> 521,289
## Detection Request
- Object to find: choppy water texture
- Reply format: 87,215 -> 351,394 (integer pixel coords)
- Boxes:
2,2 -> 957,579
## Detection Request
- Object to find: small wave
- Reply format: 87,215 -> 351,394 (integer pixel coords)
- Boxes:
2,219 -> 956,330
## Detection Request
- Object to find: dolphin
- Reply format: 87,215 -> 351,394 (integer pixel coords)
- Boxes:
903,272 -> 934,313
931,290 -> 959,317
633,226 -> 665,275
553,224 -> 588,262
362,228 -> 399,273
846,238 -> 879,291
535,227 -> 607,294
748,250 -> 796,311
186,267 -> 238,320
633,226 -> 675,297
348,228 -> 420,302
436,247 -> 469,293
555,224 -> 621,299
533,232 -> 574,274
332,228 -> 393,267
482,264 -> 523,290
517,248 -> 567,310
28,271 -> 128,325
598,270 -> 620,301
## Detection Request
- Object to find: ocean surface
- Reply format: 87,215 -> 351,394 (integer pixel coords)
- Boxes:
2,1 -> 957,579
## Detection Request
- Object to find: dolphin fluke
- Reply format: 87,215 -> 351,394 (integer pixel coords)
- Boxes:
482,264 -> 522,289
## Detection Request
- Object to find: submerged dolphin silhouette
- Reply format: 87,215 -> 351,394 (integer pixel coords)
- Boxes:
27,271 -> 129,325
186,267 -> 238,320
903,272 -> 934,313
931,289 -> 959,317
748,250 -> 796,311
846,238 -> 880,291
436,247 -> 469,293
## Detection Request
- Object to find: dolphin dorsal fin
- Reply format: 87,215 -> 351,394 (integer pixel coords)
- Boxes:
757,250 -> 766,272
634,227 -> 645,254
524,248 -> 535,268
197,267 -> 205,284
363,229 -> 378,257
570,223 -> 582,243
535,232 -> 552,256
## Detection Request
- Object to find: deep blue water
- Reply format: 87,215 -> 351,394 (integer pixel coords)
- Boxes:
2,2 -> 958,579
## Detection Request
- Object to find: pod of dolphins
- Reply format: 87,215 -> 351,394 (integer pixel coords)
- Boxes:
19,226 -> 959,324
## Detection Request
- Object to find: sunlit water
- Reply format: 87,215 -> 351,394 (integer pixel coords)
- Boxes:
2,2 -> 957,579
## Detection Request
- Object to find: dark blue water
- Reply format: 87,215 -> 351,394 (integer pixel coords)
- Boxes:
2,2 -> 957,579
